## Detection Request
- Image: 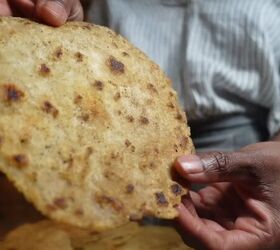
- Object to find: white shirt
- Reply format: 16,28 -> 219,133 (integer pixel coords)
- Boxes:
86,0 -> 280,136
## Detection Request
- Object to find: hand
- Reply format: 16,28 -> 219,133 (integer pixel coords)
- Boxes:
174,142 -> 280,250
0,0 -> 83,26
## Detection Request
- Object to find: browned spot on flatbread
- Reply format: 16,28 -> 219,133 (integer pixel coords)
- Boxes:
39,63 -> 51,76
74,208 -> 84,216
107,56 -> 125,74
126,184 -> 134,194
53,197 -> 67,209
74,94 -> 83,104
11,154 -> 29,169
147,83 -> 158,94
125,139 -> 131,147
126,115 -> 134,123
113,92 -> 121,101
75,52 -> 84,62
179,136 -> 189,149
122,51 -> 129,57
167,102 -> 175,109
1,84 -> 25,103
93,80 -> 104,91
54,47 -> 63,59
139,116 -> 149,125
42,101 -> 59,118
171,184 -> 183,196
0,136 -> 3,148
155,192 -> 168,206
96,195 -> 123,212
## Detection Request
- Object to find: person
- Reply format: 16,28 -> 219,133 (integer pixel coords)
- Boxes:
1,0 -> 280,249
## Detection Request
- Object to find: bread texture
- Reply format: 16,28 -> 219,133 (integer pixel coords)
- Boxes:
0,221 -> 193,250
0,17 -> 194,230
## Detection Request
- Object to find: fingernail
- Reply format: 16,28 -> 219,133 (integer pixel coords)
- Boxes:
177,155 -> 204,174
41,1 -> 67,20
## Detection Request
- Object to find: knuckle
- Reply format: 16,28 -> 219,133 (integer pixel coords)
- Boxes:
204,152 -> 230,176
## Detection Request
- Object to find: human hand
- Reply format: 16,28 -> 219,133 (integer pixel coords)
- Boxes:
0,0 -> 83,26
174,142 -> 280,250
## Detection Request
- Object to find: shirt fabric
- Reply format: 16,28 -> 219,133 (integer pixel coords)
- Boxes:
86,0 -> 280,139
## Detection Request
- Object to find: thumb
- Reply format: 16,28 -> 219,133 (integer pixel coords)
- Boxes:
174,151 -> 257,184
36,0 -> 83,26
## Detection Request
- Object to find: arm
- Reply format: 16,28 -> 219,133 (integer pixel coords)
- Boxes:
0,0 -> 83,26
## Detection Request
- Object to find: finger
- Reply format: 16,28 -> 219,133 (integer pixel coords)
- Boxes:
36,0 -> 83,27
175,151 -> 259,184
9,0 -> 35,17
0,0 -> 13,15
176,203 -> 224,249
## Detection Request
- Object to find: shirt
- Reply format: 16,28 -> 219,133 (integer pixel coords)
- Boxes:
86,0 -> 280,137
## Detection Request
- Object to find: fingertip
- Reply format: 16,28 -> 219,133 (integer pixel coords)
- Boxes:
36,1 -> 67,26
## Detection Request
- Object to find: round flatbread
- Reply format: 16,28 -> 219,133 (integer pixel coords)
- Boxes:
0,221 -> 193,250
0,17 -> 194,230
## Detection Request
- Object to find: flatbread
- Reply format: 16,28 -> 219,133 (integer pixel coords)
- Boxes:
0,221 -> 72,250
83,225 -> 192,250
0,17 -> 194,230
0,221 -> 193,250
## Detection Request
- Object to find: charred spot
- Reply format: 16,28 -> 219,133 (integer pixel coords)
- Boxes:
114,92 -> 121,101
2,84 -> 25,103
93,80 -> 104,91
54,47 -> 63,59
179,136 -> 189,148
112,42 -> 118,48
75,52 -> 84,62
122,51 -> 129,57
149,162 -> 156,169
171,184 -> 183,196
96,195 -> 123,212
80,113 -> 90,122
63,156 -> 74,168
125,139 -> 131,147
147,83 -> 158,94
130,145 -> 136,153
74,208 -> 84,216
82,24 -> 92,30
42,101 -> 59,118
111,152 -> 120,159
126,184 -> 134,194
74,94 -> 83,104
39,64 -> 51,76
28,172 -> 37,182
155,192 -> 168,206
12,154 -> 29,168
176,112 -> 183,121
174,144 -> 179,152
117,110 -> 122,115
139,116 -> 149,125
20,137 -> 29,144
53,197 -> 67,209
46,204 -> 57,212
107,56 -> 125,74
126,115 -> 134,123
169,91 -> 174,97
167,102 -> 175,109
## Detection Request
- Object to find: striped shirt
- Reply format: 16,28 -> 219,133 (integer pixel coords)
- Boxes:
86,0 -> 280,137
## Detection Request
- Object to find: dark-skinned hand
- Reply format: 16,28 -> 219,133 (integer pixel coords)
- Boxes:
0,0 -> 83,26
175,142 -> 280,250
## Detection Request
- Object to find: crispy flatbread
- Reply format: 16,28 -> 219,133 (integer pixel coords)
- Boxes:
0,221 -> 72,250
0,17 -> 194,230
0,221 -> 193,250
